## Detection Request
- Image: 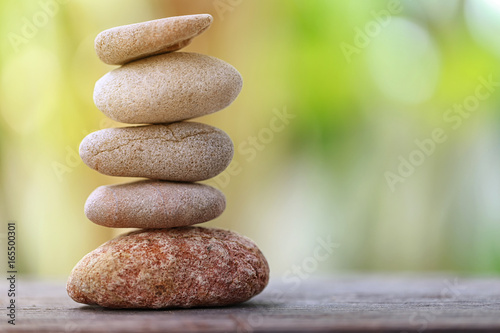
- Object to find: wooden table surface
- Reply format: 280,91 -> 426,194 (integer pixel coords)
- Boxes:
1,274 -> 500,332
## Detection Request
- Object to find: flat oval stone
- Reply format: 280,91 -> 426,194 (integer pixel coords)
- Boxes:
95,14 -> 213,65
66,227 -> 269,308
93,52 -> 243,124
79,122 -> 233,181
85,180 -> 225,228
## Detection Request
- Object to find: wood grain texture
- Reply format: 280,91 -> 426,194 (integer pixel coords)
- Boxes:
1,275 -> 500,332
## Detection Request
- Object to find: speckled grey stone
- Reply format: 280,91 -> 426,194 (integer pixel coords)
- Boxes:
93,52 -> 243,124
79,122 -> 233,181
85,180 -> 226,228
95,14 -> 213,65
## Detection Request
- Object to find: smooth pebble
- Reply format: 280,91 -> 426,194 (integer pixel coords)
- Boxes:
95,14 -> 213,65
79,122 -> 233,182
85,180 -> 225,228
94,52 -> 243,124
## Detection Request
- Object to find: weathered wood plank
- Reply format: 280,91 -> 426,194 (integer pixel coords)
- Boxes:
1,275 -> 500,332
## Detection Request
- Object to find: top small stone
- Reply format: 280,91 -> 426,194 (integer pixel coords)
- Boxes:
95,14 -> 213,65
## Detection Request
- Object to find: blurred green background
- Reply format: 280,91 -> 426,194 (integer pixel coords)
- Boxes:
1,0 -> 500,278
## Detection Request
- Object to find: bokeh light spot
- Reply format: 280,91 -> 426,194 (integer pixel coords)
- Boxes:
367,18 -> 440,105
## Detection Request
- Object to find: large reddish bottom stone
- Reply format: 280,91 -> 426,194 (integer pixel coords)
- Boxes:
66,227 -> 269,309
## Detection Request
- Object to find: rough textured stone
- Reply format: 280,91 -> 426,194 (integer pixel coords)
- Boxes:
95,14 -> 213,65
85,180 -> 225,228
93,52 -> 243,124
66,227 -> 269,309
79,122 -> 233,182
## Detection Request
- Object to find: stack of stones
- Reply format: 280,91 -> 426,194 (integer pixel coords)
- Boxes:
66,14 -> 269,309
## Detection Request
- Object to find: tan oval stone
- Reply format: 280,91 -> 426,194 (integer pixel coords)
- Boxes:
85,180 -> 225,228
93,52 -> 243,124
66,227 -> 269,308
95,14 -> 213,65
79,122 -> 233,181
